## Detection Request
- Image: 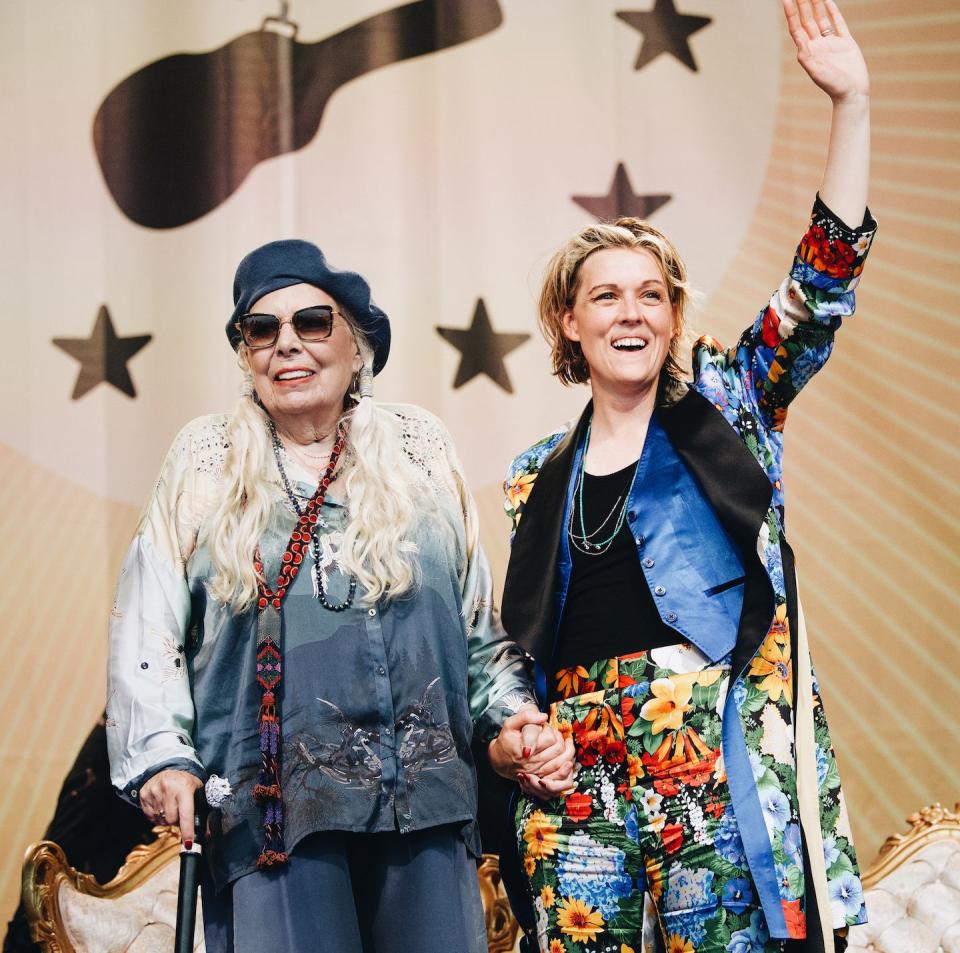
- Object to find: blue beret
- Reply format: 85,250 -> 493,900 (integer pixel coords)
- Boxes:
227,239 -> 391,375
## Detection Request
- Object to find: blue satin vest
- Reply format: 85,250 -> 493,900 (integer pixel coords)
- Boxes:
555,414 -> 745,663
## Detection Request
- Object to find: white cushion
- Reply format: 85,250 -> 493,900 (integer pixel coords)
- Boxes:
907,883 -> 960,936
127,923 -> 177,952
882,860 -> 938,906
857,889 -> 905,939
874,915 -> 940,953
848,839 -> 960,953
941,920 -> 960,953
57,857 -> 204,952
919,842 -> 960,873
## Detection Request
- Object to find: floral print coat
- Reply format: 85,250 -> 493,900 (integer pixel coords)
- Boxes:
501,197 -> 877,945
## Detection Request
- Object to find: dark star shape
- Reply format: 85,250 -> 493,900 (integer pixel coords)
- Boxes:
436,299 -> 529,393
572,162 -> 671,221
617,0 -> 712,72
52,305 -> 152,399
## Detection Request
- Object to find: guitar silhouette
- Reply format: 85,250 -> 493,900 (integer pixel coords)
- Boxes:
93,0 -> 503,229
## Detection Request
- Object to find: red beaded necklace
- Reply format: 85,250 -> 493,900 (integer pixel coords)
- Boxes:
252,424 -> 346,869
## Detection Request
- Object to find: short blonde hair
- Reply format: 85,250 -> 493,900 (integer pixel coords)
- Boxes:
538,217 -> 692,402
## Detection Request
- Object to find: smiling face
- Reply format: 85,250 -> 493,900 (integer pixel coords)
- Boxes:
561,247 -> 677,399
242,282 -> 362,430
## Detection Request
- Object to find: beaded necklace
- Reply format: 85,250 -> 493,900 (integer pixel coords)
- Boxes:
268,421 -> 357,611
567,421 -> 640,556
251,420 -> 346,868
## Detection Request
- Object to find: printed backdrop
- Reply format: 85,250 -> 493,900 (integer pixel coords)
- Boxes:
1,0 -> 958,928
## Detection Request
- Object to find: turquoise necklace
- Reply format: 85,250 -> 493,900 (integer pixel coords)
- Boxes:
567,420 -> 640,556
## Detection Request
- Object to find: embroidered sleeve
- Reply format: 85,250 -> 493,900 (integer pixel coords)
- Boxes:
106,416 -> 227,799
395,404 -> 458,496
695,197 -> 877,433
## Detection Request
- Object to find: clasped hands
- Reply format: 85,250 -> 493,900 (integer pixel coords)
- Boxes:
488,704 -> 575,800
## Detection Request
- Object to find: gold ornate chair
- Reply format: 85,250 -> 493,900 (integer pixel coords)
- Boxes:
847,803 -> 960,953
23,831 -> 519,953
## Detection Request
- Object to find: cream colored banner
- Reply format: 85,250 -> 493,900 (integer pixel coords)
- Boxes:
1,0 -> 958,929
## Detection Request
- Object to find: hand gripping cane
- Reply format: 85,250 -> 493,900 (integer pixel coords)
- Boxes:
174,789 -> 206,953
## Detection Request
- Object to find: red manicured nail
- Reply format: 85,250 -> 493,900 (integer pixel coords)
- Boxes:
522,747 -> 531,758
184,840 -> 193,850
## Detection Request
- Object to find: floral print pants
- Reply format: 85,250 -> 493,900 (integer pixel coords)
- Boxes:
516,644 -> 787,953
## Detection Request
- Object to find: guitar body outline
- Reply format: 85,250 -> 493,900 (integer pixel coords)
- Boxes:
93,0 -> 503,229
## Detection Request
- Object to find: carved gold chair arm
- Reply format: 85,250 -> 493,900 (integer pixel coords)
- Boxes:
22,826 -> 182,952
478,854 -> 521,953
862,801 -> 960,889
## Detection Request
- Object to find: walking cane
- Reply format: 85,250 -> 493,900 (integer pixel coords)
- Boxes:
174,790 -> 206,953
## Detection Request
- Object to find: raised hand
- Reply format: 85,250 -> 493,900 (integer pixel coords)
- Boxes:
783,0 -> 869,103
783,0 -> 870,226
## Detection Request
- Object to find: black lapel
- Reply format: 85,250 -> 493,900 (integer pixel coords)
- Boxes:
501,403 -> 592,667
659,389 -> 776,677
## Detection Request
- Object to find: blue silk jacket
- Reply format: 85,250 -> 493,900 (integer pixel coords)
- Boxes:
107,404 -> 536,891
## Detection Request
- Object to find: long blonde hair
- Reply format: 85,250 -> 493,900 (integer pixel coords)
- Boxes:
205,332 -> 419,612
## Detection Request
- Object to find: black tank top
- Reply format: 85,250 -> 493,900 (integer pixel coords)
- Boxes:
551,461 -> 681,694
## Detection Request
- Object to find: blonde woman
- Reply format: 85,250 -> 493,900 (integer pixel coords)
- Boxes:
502,2 -> 873,951
107,240 -> 574,953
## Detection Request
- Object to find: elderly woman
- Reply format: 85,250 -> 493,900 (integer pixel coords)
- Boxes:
502,2 -> 874,952
107,241 -> 573,953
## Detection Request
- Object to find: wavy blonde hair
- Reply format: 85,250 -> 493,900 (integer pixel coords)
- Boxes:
539,217 -> 694,403
205,326 -> 419,612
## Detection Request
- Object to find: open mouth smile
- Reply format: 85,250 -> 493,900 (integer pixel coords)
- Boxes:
274,367 -> 316,383
611,337 -> 647,351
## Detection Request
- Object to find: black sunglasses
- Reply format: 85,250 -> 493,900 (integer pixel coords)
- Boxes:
235,305 -> 343,349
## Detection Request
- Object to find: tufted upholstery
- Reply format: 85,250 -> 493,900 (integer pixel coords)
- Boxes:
848,804 -> 960,953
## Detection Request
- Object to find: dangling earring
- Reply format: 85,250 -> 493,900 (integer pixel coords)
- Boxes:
358,366 -> 374,398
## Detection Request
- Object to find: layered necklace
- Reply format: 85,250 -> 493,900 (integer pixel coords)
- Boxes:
268,420 -> 357,612
251,420 -> 347,869
567,421 -> 640,557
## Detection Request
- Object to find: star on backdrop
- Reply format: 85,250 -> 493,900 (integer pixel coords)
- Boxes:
436,299 -> 529,393
616,0 -> 712,72
52,305 -> 152,399
572,162 -> 672,221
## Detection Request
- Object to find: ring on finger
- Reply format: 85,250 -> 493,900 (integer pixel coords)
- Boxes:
820,27 -> 835,35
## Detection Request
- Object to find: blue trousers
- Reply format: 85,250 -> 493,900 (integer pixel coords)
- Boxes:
202,825 -> 488,953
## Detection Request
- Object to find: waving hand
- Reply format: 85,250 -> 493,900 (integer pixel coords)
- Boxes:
783,0 -> 869,102
783,0 -> 870,227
